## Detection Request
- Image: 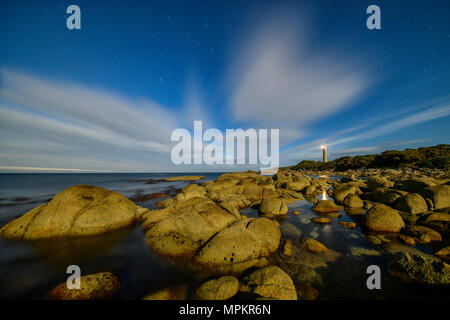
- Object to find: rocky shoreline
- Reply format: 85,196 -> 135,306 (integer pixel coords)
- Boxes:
1,169 -> 449,300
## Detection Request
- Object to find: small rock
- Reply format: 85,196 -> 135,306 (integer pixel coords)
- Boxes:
292,211 -> 300,215
398,234 -> 416,246
338,221 -> 357,228
435,247 -> 450,260
299,237 -> 328,253
311,217 -> 331,224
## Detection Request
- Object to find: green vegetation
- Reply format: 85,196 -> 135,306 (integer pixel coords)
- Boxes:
289,144 -> 449,171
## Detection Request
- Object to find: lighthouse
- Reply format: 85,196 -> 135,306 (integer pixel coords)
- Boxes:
321,144 -> 327,163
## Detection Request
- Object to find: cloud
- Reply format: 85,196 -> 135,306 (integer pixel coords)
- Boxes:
0,68 -> 183,172
228,12 -> 371,146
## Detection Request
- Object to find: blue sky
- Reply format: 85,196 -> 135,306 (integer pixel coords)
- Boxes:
0,0 -> 449,172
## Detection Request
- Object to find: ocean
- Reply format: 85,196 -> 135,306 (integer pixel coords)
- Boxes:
0,173 -> 447,299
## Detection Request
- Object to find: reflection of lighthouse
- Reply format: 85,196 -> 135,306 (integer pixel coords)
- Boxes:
321,144 -> 327,163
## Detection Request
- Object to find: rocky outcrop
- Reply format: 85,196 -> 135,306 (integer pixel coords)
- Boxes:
49,272 -> 120,300
239,266 -> 297,300
361,204 -> 405,233
0,185 -> 137,240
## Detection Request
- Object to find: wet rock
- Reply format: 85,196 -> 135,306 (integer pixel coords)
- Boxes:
299,237 -> 328,253
398,234 -> 416,246
259,197 -> 288,217
49,272 -> 120,300
194,276 -> 239,300
282,239 -> 293,256
312,200 -> 339,213
343,194 -> 364,208
350,247 -> 381,258
239,266 -> 297,300
142,285 -> 187,300
311,217 -> 331,224
435,247 -> 450,261
292,210 -> 300,215
419,185 -> 450,210
406,225 -> 442,243
0,185 -> 137,240
361,204 -> 405,233
394,193 -> 428,214
389,251 -> 450,285
338,221 -> 357,228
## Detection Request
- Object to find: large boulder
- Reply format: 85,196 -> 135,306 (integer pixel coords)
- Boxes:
239,266 -> 297,300
394,178 -> 438,193
0,185 -> 137,240
419,185 -> 450,210
394,193 -> 428,214
343,194 -> 364,208
389,251 -> 450,285
49,272 -> 120,300
333,185 -> 359,204
192,218 -> 281,276
367,176 -> 394,191
259,197 -> 288,217
194,276 -> 239,300
361,204 -> 405,233
141,197 -> 239,259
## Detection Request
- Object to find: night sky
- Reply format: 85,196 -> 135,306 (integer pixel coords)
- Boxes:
0,0 -> 449,172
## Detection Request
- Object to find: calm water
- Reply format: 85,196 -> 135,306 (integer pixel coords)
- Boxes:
0,173 -> 448,300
